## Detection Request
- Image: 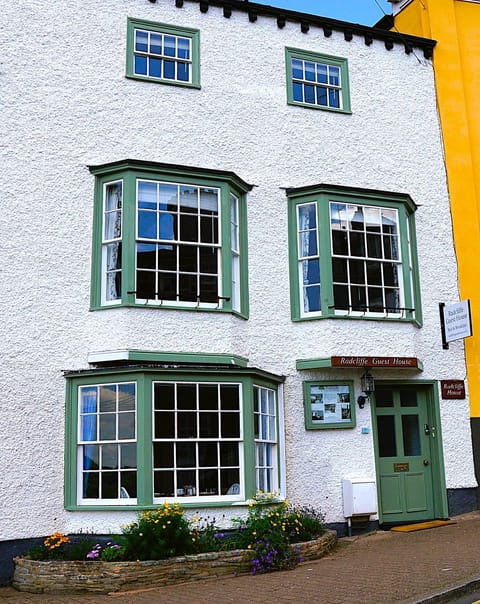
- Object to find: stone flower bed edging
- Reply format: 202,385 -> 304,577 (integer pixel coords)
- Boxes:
13,530 -> 337,594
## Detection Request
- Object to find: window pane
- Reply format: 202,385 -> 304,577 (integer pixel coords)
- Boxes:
293,82 -> 303,102
176,442 -> 196,467
120,443 -> 137,469
119,383 -> 136,411
149,58 -> 161,78
292,58 -> 303,79
375,389 -> 393,407
137,243 -> 156,269
301,259 -> 320,285
199,442 -> 218,467
220,385 -> 239,410
178,412 -> 197,438
333,284 -> 349,310
99,414 -> 116,440
329,88 -> 340,108
135,30 -> 148,52
304,84 -> 315,104
329,66 -> 340,86
134,55 -> 147,75
332,230 -> 348,255
99,385 -> 116,412
304,62 -> 316,81
199,412 -> 219,437
102,444 -> 118,470
155,384 -> 175,410
138,211 -> 157,239
164,60 -> 175,79
177,384 -> 197,410
402,415 -> 421,456
400,390 -> 417,407
177,37 -> 190,60
154,471 -> 174,497
102,473 -> 118,499
136,270 -> 156,299
155,412 -> 175,438
316,63 -> 328,83
377,415 -> 397,457
154,442 -> 174,468
304,285 -> 321,312
118,412 -> 135,439
221,413 -> 240,438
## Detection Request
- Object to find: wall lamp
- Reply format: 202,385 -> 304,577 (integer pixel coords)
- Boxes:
357,370 -> 375,409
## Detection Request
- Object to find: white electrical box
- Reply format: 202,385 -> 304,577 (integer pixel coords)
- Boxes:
342,479 -> 378,517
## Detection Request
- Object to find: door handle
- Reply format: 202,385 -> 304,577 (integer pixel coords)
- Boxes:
423,459 -> 429,466
424,424 -> 430,435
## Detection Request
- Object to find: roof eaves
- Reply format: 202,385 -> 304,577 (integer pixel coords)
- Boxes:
163,0 -> 436,58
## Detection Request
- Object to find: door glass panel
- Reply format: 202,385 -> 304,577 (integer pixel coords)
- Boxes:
375,389 -> 393,408
400,390 -> 417,407
402,414 -> 421,456
377,415 -> 396,457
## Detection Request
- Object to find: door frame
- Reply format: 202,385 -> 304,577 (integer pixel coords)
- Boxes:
371,380 -> 448,524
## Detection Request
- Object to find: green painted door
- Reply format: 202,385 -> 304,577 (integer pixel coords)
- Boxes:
373,387 -> 435,524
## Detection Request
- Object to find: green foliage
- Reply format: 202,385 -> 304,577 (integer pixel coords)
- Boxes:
229,492 -> 324,574
285,505 -> 325,543
24,533 -> 98,561
120,503 -> 194,561
23,496 -> 324,571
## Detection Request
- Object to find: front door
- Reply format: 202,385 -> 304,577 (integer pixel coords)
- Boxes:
373,386 -> 436,524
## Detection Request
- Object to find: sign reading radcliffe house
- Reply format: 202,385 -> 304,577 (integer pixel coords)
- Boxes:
331,356 -> 419,368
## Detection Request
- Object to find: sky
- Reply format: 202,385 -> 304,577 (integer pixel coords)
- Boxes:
252,0 -> 393,27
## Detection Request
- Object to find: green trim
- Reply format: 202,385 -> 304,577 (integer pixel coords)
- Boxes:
303,380 -> 356,429
64,368 -> 283,510
126,18 -> 201,89
89,161 -> 251,317
296,358 -> 333,370
87,350 -> 249,367
285,47 -> 351,114
287,184 -> 422,324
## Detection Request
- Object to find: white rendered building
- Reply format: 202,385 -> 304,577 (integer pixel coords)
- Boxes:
0,0 -> 476,583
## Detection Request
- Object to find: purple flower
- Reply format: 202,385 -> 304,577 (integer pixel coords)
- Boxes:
86,550 -> 100,559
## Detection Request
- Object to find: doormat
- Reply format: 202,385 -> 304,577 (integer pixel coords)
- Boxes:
391,520 -> 456,532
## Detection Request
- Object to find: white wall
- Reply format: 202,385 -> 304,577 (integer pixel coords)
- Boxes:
0,0 -> 475,539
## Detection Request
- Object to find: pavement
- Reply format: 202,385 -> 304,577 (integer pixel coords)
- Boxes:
2,511 -> 480,603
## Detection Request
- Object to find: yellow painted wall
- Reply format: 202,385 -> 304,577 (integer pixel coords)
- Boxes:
394,0 -> 480,416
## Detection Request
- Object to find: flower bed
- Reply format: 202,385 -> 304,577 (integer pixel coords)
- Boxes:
13,531 -> 337,594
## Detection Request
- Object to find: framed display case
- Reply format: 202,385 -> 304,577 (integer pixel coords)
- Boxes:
303,380 -> 355,429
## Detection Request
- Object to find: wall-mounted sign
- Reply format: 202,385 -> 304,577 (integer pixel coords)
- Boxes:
441,380 -> 466,399
331,356 -> 419,368
440,300 -> 472,349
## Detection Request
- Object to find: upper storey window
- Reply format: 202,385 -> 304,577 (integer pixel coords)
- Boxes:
287,185 -> 421,323
285,48 -> 351,113
126,18 -> 200,88
90,161 -> 250,317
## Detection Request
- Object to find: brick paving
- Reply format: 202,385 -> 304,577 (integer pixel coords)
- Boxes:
2,511 -> 480,603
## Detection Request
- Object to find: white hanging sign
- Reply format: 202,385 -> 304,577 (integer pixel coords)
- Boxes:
443,300 -> 473,343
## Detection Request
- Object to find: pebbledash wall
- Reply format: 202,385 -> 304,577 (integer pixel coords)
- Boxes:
0,0 -> 477,584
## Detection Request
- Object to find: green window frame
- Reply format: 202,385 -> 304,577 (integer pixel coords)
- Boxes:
287,185 -> 422,324
126,18 -> 201,88
64,363 -> 284,510
89,160 -> 250,318
285,48 -> 351,113
303,380 -> 355,430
